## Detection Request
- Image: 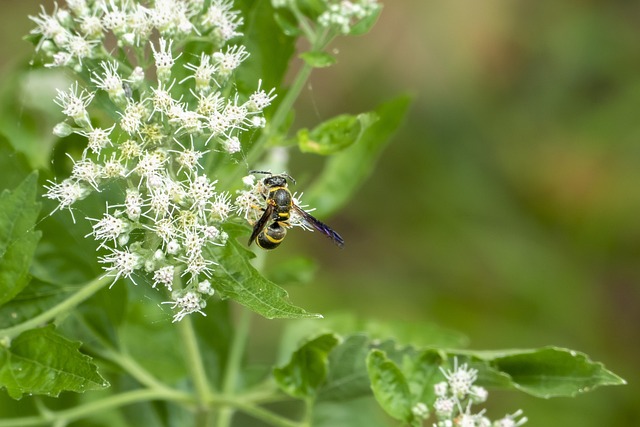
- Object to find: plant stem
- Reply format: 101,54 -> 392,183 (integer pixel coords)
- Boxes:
219,397 -> 302,427
0,389 -> 192,427
178,314 -> 214,426
243,60 -> 314,170
216,306 -> 253,427
101,347 -> 174,393
0,275 -> 112,340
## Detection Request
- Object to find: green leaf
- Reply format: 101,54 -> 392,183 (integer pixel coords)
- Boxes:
306,95 -> 411,216
318,334 -> 372,401
298,112 -> 378,156
404,349 -> 445,406
0,325 -> 108,399
210,231 -> 321,319
265,255 -> 318,286
483,347 -> 626,398
0,172 -> 42,306
237,1 -> 296,102
0,135 -> 31,192
295,0 -> 326,19
299,51 -> 337,69
0,279 -> 75,329
273,8 -> 302,37
366,349 -> 413,423
349,7 -> 383,36
274,333 -> 340,399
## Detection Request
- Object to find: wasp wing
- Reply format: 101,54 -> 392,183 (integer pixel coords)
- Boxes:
292,205 -> 345,248
248,204 -> 275,246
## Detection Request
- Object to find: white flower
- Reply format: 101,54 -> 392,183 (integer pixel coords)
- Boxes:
125,188 -> 143,221
222,136 -> 241,154
119,101 -> 146,134
210,192 -> 233,220
101,0 -> 127,35
213,45 -> 249,77
151,37 -> 180,82
29,4 -> 66,49
79,15 -> 103,39
126,4 -> 153,46
100,247 -> 143,285
70,157 -> 102,189
89,212 -> 129,247
493,410 -> 528,427
153,265 -> 175,290
184,53 -> 218,92
164,291 -> 206,322
63,34 -> 96,65
440,360 -> 478,399
92,61 -> 125,101
411,402 -> 429,419
434,381 -> 448,397
150,80 -> 177,118
188,174 -> 216,212
434,397 -> 455,418
201,0 -> 244,42
247,80 -> 276,112
44,178 -> 91,219
80,125 -> 115,155
197,279 -> 215,295
55,82 -> 93,125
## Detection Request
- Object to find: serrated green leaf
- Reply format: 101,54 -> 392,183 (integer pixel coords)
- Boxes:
0,173 -> 41,306
306,95 -> 411,216
0,325 -> 108,399
0,279 -> 75,329
274,333 -> 340,399
366,349 -> 413,423
298,112 -> 377,156
210,234 -> 321,319
486,347 -> 626,398
319,334 -> 372,401
299,51 -> 337,69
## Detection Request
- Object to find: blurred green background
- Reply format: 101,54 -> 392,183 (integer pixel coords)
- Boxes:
2,0 -> 638,425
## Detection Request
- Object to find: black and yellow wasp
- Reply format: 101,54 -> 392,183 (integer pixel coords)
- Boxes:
248,171 -> 344,250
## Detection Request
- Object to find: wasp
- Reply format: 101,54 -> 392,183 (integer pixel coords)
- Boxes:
248,171 -> 344,250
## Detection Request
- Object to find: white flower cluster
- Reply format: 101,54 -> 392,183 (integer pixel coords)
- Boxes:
412,359 -> 528,427
30,0 -> 244,70
318,0 -> 381,34
34,0 -> 276,322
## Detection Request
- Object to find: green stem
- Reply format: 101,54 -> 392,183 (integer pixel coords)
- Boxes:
178,314 -> 214,426
242,60 -> 314,170
0,389 -> 192,427
0,275 -> 112,341
101,347 -> 174,393
303,397 -> 315,427
216,306 -> 253,427
219,398 -> 302,427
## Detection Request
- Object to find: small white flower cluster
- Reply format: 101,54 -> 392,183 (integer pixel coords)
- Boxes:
34,0 -> 276,321
413,359 -> 528,427
30,0 -> 244,71
318,0 -> 381,34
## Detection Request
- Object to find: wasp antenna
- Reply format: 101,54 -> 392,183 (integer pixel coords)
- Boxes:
249,169 -> 271,176
283,173 -> 296,184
